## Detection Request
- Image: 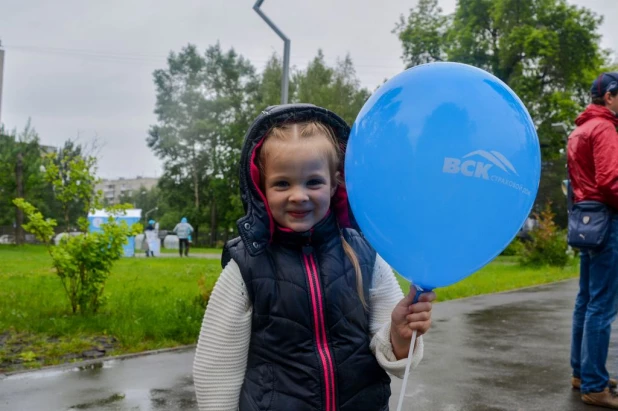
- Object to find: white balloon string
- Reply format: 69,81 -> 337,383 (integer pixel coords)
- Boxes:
395,329 -> 417,411
396,284 -> 423,411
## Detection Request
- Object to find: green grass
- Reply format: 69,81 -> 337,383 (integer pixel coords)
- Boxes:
0,245 -> 220,372
0,245 -> 579,372
159,247 -> 222,255
395,256 -> 579,301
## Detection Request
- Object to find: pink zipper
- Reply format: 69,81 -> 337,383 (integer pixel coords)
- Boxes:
303,252 -> 336,411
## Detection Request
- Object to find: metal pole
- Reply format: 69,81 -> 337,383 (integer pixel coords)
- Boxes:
0,42 -> 5,125
282,38 -> 290,105
145,207 -> 158,221
253,0 -> 290,104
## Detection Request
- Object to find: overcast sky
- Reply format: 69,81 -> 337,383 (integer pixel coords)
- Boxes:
1,0 -> 617,179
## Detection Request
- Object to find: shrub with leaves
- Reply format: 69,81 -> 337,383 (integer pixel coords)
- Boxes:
520,202 -> 568,267
501,238 -> 524,256
14,199 -> 141,314
13,152 -> 142,314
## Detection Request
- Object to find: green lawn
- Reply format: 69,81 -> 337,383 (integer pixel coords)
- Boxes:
395,256 -> 579,301
159,247 -> 222,255
0,245 -> 579,373
0,245 -> 221,372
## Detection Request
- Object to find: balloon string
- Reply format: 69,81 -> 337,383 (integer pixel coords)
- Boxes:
395,329 -> 417,411
396,284 -> 424,411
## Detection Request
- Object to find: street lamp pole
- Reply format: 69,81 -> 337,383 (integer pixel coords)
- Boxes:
144,207 -> 158,222
253,0 -> 290,104
0,40 -> 5,125
551,122 -> 571,197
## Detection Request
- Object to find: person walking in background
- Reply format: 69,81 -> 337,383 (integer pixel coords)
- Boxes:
144,220 -> 158,257
174,217 -> 194,257
568,72 -> 618,409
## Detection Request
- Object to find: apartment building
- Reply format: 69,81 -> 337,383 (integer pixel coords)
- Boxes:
96,176 -> 158,205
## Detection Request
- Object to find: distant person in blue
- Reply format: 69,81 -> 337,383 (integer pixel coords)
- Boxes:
174,217 -> 194,257
144,220 -> 158,257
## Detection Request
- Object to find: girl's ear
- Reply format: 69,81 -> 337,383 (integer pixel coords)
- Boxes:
331,171 -> 341,197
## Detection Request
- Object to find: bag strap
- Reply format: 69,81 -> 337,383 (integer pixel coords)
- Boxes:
566,132 -> 574,213
567,173 -> 574,212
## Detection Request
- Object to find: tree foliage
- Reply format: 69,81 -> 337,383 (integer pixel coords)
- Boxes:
41,140 -> 90,230
43,147 -> 100,233
117,185 -> 161,223
0,122 -> 46,234
394,0 -> 611,157
294,51 -> 370,125
148,45 -> 369,245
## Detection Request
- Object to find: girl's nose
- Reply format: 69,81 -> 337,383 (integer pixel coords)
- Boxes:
289,187 -> 309,203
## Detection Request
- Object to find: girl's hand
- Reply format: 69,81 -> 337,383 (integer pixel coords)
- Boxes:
390,286 -> 436,360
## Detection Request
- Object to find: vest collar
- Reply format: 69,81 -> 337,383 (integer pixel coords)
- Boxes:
273,211 -> 339,249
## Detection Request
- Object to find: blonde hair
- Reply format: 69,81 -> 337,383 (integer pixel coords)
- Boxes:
258,121 -> 367,309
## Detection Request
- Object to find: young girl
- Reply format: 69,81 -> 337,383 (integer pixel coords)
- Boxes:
193,104 -> 436,411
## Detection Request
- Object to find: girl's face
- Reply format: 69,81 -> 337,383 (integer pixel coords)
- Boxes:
263,136 -> 338,232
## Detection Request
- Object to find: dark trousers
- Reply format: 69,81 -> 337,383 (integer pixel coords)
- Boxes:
179,238 -> 190,256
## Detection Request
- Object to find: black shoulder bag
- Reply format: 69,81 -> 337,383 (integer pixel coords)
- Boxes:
566,177 -> 612,249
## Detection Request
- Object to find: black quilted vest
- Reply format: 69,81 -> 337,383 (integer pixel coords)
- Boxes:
224,104 -> 391,411
223,213 -> 391,411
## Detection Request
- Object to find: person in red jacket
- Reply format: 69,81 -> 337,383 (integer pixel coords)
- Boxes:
568,72 -> 618,409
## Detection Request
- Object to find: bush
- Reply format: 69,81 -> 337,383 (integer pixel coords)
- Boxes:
13,198 -> 141,314
501,238 -> 524,256
520,202 -> 568,267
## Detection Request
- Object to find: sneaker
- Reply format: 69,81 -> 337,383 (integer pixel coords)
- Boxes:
573,376 -> 618,390
582,388 -> 618,409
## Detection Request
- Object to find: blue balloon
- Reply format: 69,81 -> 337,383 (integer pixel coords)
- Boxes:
345,62 -> 541,290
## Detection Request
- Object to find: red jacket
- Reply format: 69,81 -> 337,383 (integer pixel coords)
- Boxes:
567,104 -> 618,211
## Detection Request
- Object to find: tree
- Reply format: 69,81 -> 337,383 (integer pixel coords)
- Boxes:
148,43 -> 209,218
252,54 -> 295,111
149,45 -> 372,246
394,0 -> 610,158
394,0 -> 451,67
0,121 -> 46,243
201,44 -> 260,245
43,148 -> 100,233
117,185 -> 161,223
148,43 -> 259,246
40,140 -> 94,231
293,51 -> 370,125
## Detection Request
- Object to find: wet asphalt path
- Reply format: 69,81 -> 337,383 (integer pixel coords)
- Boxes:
1,279 -> 615,411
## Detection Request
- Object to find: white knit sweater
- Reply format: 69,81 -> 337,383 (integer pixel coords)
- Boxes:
193,254 -> 424,411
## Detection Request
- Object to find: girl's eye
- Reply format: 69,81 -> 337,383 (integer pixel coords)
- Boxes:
308,179 -> 325,187
273,181 -> 289,188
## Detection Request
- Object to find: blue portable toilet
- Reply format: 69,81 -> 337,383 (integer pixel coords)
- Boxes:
87,209 -> 142,257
